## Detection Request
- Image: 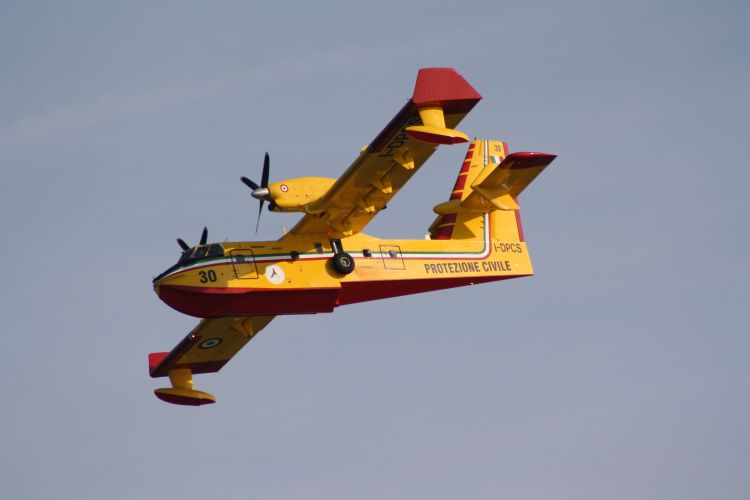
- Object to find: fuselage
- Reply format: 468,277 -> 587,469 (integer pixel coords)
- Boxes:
153,214 -> 533,318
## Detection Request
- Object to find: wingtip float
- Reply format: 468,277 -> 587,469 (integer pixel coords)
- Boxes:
150,68 -> 555,406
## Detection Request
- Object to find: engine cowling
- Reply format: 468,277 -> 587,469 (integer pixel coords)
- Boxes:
267,177 -> 337,211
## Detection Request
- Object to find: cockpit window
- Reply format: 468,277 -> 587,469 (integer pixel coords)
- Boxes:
193,246 -> 209,259
207,244 -> 224,258
177,244 -> 224,264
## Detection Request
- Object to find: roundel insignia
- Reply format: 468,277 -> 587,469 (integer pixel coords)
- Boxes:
199,338 -> 223,349
265,264 -> 285,284
280,184 -> 289,193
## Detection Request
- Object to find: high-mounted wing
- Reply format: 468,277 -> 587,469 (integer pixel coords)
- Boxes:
289,68 -> 481,238
149,316 -> 274,405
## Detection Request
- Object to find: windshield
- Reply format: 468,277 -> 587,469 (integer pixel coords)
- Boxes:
178,243 -> 224,264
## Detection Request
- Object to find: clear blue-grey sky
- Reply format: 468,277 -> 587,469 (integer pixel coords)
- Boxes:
1,1 -> 749,499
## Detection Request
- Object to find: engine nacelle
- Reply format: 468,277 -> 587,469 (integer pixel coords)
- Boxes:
268,177 -> 337,211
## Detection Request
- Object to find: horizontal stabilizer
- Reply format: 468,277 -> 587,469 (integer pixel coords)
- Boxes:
461,152 -> 556,211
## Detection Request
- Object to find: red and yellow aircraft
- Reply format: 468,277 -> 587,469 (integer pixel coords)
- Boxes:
150,68 -> 555,405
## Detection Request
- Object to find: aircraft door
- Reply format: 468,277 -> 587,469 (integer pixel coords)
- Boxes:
230,249 -> 259,279
379,244 -> 405,270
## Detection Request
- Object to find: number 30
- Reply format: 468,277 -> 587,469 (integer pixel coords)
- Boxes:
199,270 -> 217,283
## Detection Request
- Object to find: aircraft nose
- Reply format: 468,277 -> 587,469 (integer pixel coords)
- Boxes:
152,271 -> 173,296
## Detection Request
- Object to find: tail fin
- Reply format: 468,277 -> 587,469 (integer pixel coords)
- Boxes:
428,139 -> 555,241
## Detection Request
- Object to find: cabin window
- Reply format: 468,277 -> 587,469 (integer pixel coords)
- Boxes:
362,249 -> 372,257
314,243 -> 323,253
230,249 -> 259,279
290,251 -> 300,261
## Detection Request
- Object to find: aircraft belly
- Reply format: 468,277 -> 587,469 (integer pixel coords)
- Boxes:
338,274 -> 526,305
157,284 -> 339,318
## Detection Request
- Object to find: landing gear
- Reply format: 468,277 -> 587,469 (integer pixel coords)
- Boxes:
329,238 -> 355,275
331,252 -> 355,275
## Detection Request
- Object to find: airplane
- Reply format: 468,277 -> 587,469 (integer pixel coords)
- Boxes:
149,68 -> 556,406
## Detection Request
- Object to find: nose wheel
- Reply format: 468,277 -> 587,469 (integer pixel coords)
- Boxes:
329,238 -> 355,275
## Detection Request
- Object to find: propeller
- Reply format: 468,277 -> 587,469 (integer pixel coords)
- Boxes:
241,152 -> 271,233
176,226 -> 208,251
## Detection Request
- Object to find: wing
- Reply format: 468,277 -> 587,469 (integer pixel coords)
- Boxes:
289,68 -> 481,237
149,315 -> 274,405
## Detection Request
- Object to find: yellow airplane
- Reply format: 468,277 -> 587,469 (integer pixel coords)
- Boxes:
150,68 -> 556,405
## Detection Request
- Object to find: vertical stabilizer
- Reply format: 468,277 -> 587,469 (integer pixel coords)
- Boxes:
428,139 -> 553,242
429,139 -> 510,240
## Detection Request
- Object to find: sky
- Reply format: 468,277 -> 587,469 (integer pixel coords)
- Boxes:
1,1 -> 749,499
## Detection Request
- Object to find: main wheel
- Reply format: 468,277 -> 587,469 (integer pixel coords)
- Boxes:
331,252 -> 355,275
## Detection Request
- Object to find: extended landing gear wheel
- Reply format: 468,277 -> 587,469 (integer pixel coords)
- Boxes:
331,252 -> 355,275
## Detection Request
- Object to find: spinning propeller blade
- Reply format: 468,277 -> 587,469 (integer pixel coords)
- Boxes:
261,152 -> 270,189
241,152 -> 272,233
240,176 -> 259,190
176,227 -> 209,251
